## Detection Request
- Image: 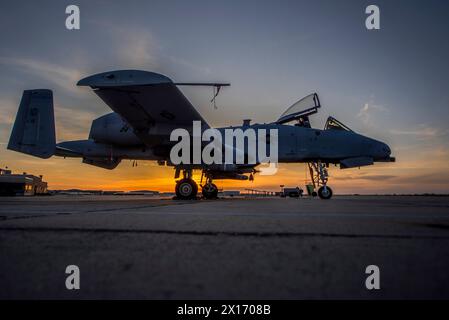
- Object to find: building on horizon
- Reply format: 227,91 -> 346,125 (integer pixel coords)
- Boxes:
0,168 -> 48,196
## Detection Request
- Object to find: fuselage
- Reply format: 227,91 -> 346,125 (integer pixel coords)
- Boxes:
55,112 -> 392,167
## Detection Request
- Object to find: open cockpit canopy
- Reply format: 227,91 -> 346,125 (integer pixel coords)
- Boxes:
276,93 -> 355,132
277,93 -> 321,125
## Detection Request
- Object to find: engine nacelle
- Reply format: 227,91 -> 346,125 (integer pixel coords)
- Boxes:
89,112 -> 142,146
89,112 -> 180,147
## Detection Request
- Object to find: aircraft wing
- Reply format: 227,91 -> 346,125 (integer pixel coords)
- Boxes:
77,70 -> 212,146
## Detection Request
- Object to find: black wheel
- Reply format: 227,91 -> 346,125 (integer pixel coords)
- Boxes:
311,191 -> 318,197
175,178 -> 198,200
202,183 -> 218,199
318,186 -> 333,200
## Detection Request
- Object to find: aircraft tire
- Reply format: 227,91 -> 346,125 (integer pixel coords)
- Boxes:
202,183 -> 218,199
318,186 -> 333,200
175,178 -> 198,200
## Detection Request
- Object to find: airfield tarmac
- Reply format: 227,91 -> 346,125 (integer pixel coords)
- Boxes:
1,195 -> 449,299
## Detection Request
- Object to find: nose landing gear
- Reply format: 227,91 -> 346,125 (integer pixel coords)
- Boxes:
201,173 -> 218,199
202,182 -> 218,199
317,185 -> 333,200
308,161 -> 333,200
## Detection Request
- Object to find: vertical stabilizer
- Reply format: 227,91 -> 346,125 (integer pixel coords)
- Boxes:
7,89 -> 55,159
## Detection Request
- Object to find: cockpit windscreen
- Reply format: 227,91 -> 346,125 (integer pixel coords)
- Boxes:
324,116 -> 353,132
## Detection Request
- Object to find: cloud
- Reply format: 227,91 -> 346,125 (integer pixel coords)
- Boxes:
359,174 -> 397,181
168,55 -> 212,76
114,30 -> 158,69
390,128 -> 436,137
357,102 -> 388,126
0,97 -> 17,126
0,56 -> 83,95
394,172 -> 449,185
54,104 -> 97,141
390,124 -> 447,140
86,19 -> 159,69
333,174 -> 397,181
87,19 -> 211,77
0,97 -> 19,146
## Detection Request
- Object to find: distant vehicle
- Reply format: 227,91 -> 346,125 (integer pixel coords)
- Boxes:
7,70 -> 394,200
281,187 -> 303,198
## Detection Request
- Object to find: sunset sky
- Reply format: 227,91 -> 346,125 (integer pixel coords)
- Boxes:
1,0 -> 449,194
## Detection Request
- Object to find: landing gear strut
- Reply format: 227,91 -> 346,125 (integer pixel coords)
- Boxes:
308,161 -> 333,200
201,173 -> 218,199
175,168 -> 198,200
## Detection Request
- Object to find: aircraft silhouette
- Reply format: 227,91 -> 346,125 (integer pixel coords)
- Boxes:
8,70 -> 394,199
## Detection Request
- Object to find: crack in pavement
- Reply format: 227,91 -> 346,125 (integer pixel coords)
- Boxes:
0,201 -> 200,221
1,226 -> 449,240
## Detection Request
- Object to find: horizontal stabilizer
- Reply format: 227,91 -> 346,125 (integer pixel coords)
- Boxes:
340,157 -> 373,169
7,89 -> 56,159
83,157 -> 121,170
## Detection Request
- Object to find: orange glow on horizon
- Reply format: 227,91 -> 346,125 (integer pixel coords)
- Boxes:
2,150 -> 449,195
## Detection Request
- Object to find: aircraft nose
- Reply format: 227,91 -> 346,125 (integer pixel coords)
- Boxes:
362,135 -> 392,160
383,143 -> 391,156
372,140 -> 391,160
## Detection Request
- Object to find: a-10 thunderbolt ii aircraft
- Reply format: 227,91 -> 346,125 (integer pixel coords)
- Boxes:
7,70 -> 395,200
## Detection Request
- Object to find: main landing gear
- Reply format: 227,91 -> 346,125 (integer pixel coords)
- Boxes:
308,161 -> 333,200
174,168 -> 218,200
175,178 -> 198,200
175,168 -> 198,199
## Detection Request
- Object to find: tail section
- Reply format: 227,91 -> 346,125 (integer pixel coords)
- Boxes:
7,89 -> 56,159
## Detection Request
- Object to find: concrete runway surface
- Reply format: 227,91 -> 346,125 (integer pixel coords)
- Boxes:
1,195 -> 449,299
